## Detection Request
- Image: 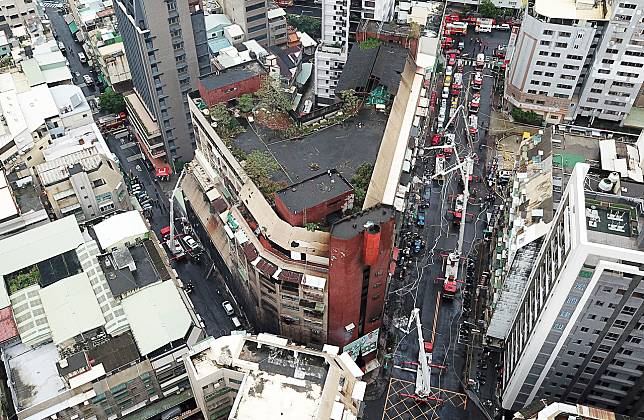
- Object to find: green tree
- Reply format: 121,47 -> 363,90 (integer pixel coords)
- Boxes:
238,94 -> 254,113
99,89 -> 126,114
286,14 -> 321,38
255,77 -> 292,113
408,22 -> 421,39
359,38 -> 382,50
210,103 -> 245,140
479,0 -> 501,18
338,90 -> 360,113
351,163 -> 374,209
244,150 -> 281,194
511,107 -> 544,126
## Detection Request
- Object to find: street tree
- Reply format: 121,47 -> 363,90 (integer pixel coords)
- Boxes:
479,0 -> 501,18
238,94 -> 254,113
99,89 -> 126,114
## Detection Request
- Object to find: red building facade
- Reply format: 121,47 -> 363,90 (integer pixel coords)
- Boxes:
327,206 -> 396,360
197,62 -> 266,107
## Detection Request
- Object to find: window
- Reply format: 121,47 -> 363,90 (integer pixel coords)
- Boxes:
587,98 -> 599,103
567,54 -> 583,60
247,13 -> 266,22
559,310 -> 572,318
555,42 -> 568,48
542,81 -> 552,86
605,100 -> 627,106
554,323 -> 565,331
581,327 -> 590,332
595,300 -> 605,307
598,344 -> 611,352
551,52 -> 561,58
620,2 -> 636,8
540,40 -> 551,46
530,80 -> 540,85
606,332 -> 620,341
92,179 -> 106,188
588,314 -> 597,320
553,93 -> 568,98
602,59 -> 615,64
527,89 -> 537,94
248,23 -> 266,33
545,72 -> 555,77
595,79 -> 607,84
566,297 -> 579,305
621,61 -> 644,68
606,48 -> 619,54
166,1 -> 176,11
536,61 -> 546,66
617,71 -> 638,77
613,81 -> 635,87
590,88 -> 603,93
533,71 -> 543,76
543,30 -> 553,35
563,64 -> 580,70
598,68 -> 611,74
548,62 -> 558,67
246,2 -> 264,12
539,51 -> 549,56
559,31 -> 571,37
556,84 -> 572,89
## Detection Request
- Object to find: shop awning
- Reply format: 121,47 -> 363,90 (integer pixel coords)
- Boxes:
68,21 -> 79,34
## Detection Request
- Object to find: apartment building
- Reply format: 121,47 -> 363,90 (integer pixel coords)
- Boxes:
220,0 -> 270,45
0,212 -> 205,419
361,0 -> 395,21
184,334 -> 367,419
500,154 -> 644,416
267,7 -> 288,47
513,400 -> 629,420
180,53 -> 426,366
0,0 -> 40,39
115,0 -> 210,170
314,0 -> 350,105
505,0 -> 644,124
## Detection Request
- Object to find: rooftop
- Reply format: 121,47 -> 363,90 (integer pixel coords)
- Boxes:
186,334 -> 365,420
235,108 -> 388,183
87,331 -> 140,372
39,272 -> 106,345
331,205 -> 395,239
534,0 -> 609,20
98,238 -> 171,297
199,61 -> 266,92
93,210 -> 149,251
275,170 -> 353,214
6,342 -> 65,410
336,43 -> 408,96
120,280 -> 193,356
49,84 -> 90,118
35,147 -> 105,186
43,122 -> 112,161
0,306 -> 18,344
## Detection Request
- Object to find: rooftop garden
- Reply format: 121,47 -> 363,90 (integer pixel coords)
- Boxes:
6,265 -> 40,295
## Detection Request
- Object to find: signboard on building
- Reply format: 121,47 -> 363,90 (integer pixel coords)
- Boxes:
343,329 -> 380,361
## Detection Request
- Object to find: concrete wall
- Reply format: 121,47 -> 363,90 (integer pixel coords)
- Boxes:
197,74 -> 264,106
273,189 -> 354,227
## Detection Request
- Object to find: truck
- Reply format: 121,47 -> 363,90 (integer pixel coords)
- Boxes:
472,72 -> 483,90
445,22 -> 468,36
451,73 -> 463,94
475,18 -> 493,33
475,53 -> 485,68
469,93 -> 480,113
442,252 -> 459,298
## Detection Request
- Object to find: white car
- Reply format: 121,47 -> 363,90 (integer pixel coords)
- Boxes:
222,301 -> 234,316
442,87 -> 449,99
183,235 -> 200,250
440,99 -> 447,111
445,65 -> 453,76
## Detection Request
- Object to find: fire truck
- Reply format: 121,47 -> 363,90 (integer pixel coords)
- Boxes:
444,22 -> 468,36
469,93 -> 481,114
442,252 -> 459,298
472,72 -> 483,91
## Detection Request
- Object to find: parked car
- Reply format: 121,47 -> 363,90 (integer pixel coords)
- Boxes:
231,317 -> 242,329
222,301 -> 234,316
183,235 -> 200,251
442,87 -> 449,99
83,75 -> 94,86
417,209 -> 426,227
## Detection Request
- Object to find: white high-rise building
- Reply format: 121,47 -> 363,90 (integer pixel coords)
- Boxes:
505,0 -> 644,125
314,0 -> 350,105
361,0 -> 395,21
501,157 -> 644,416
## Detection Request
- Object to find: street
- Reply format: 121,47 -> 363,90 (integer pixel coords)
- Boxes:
371,27 -> 510,420
45,6 -> 101,100
104,130 -> 239,339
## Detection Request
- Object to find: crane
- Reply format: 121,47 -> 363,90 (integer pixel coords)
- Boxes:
405,308 -> 433,397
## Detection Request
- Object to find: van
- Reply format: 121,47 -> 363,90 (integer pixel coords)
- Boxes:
231,317 -> 242,329
78,52 -> 87,64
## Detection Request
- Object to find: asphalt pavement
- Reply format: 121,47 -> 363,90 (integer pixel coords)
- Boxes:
103,131 -> 238,338
45,7 -> 101,100
369,28 -> 510,420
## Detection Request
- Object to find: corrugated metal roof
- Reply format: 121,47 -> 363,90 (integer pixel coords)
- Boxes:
39,272 -> 105,345
121,281 -> 192,356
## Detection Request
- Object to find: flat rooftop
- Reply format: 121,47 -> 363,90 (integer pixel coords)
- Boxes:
6,342 -> 65,411
331,205 -> 395,240
336,43 -> 408,96
534,0 -> 609,20
275,170 -> 353,214
98,239 -> 170,297
87,331 -> 140,372
235,108 -> 388,184
199,61 -> 266,92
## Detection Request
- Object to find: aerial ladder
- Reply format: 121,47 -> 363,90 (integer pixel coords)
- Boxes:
426,105 -> 476,298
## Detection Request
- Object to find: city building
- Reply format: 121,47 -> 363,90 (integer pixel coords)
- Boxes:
20,40 -> 73,87
34,146 -> 130,221
357,21 -> 420,59
361,0 -> 395,22
0,212 -> 204,420
505,0 -> 644,124
496,129 -> 644,415
219,0 -> 270,46
180,43 -> 427,368
0,169 -> 49,238
0,0 -> 41,39
513,400 -> 629,420
205,14 -> 234,55
314,0 -> 350,105
0,31 -> 10,57
197,61 -> 266,106
0,73 -> 93,173
115,0 -> 211,171
267,6 -> 288,47
184,334 -> 367,419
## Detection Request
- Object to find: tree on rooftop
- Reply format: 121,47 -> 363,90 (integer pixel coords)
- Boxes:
338,90 -> 360,113
238,93 -> 254,114
351,163 -> 374,209
99,89 -> 126,114
211,103 -> 245,140
408,22 -> 421,39
479,0 -> 501,19
244,150 -> 281,195
359,38 -> 382,50
286,14 -> 321,38
255,77 -> 292,114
